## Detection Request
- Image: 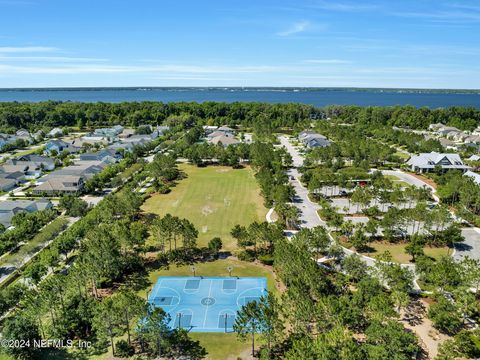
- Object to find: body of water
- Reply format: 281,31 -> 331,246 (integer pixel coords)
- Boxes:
0,87 -> 479,108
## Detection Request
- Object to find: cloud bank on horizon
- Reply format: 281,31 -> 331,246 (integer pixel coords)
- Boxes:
0,0 -> 478,89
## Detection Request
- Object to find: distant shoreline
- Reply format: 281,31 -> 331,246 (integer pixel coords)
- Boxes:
0,87 -> 479,94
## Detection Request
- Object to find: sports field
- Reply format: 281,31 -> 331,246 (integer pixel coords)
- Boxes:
142,164 -> 267,250
149,276 -> 267,332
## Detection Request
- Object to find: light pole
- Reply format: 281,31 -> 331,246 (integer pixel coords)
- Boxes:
190,265 -> 196,277
227,266 -> 233,277
224,313 -> 228,333
177,312 -> 183,329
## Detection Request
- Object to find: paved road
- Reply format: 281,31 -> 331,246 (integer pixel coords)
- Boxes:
279,135 -> 304,167
380,169 -> 435,192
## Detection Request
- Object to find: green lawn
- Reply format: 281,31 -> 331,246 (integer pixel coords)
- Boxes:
140,258 -> 278,359
142,164 -> 267,250
394,151 -> 410,161
358,242 -> 449,264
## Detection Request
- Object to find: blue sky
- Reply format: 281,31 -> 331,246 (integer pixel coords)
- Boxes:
0,0 -> 479,88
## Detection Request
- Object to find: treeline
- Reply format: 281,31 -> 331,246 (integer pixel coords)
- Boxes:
0,101 -> 314,133
323,105 -> 480,131
0,102 -> 479,134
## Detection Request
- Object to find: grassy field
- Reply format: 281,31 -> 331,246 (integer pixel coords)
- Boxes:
383,174 -> 413,188
140,258 -> 277,360
361,242 -> 449,264
142,164 -> 267,250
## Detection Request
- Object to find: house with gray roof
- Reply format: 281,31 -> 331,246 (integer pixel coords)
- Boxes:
0,199 -> 53,228
47,128 -> 63,138
464,171 -> 480,185
45,140 -> 79,156
1,163 -> 42,179
42,160 -> 108,181
208,134 -> 240,147
0,178 -> 17,192
0,170 -> 25,184
298,130 -> 331,148
32,175 -> 85,195
79,149 -> 119,163
16,155 -> 55,171
407,152 -> 470,173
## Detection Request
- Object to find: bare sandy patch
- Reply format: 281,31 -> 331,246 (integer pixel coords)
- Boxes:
201,206 -> 214,216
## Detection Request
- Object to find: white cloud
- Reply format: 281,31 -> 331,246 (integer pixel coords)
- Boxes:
303,59 -> 352,64
0,46 -> 57,53
0,56 -> 107,62
0,63 -> 288,75
277,21 -> 310,36
309,1 -> 378,12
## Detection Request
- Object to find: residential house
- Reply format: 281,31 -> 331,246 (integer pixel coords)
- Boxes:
93,125 -> 124,138
47,128 -> 63,138
41,160 -> 109,181
464,171 -> 480,185
217,126 -> 235,135
464,135 -> 480,146
407,152 -> 471,173
32,175 -> 85,195
298,130 -> 331,148
15,129 -> 33,144
45,140 -> 79,156
0,199 -> 53,228
467,155 -> 480,162
0,133 -> 19,150
33,130 -> 44,142
119,128 -> 136,138
17,155 -> 55,171
79,149 -> 120,163
78,134 -> 111,145
203,125 -> 219,134
208,134 -> 240,147
0,170 -> 25,184
1,163 -> 42,179
436,126 -> 461,136
437,138 -> 458,151
0,178 -> 16,192
108,142 -> 136,153
428,123 -> 445,131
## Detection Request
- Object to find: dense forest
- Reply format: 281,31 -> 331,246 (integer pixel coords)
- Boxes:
0,101 -> 479,133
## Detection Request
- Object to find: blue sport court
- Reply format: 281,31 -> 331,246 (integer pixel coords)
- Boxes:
148,276 -> 267,332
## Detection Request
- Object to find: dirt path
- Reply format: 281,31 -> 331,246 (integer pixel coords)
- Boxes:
400,299 -> 450,359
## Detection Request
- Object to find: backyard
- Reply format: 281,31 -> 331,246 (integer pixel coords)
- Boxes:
142,164 -> 267,250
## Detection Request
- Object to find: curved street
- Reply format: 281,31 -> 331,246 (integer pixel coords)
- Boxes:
279,135 -> 480,266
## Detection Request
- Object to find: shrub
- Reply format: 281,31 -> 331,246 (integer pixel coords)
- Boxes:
258,254 -> 274,266
115,340 -> 134,357
237,249 -> 256,262
428,297 -> 462,335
